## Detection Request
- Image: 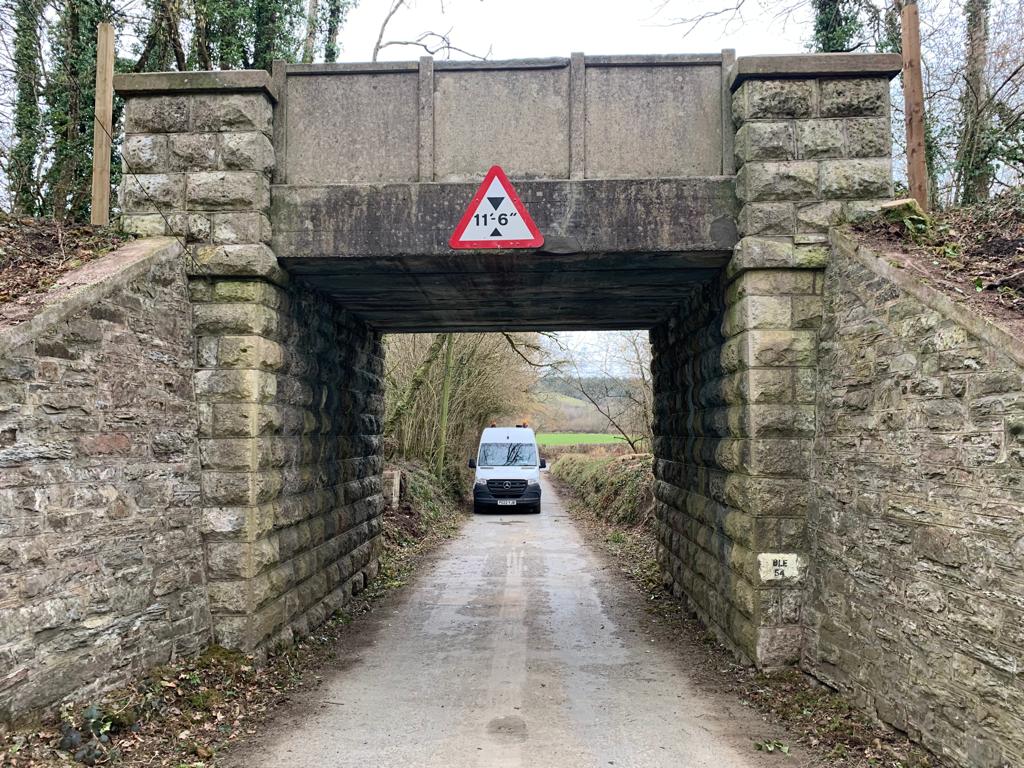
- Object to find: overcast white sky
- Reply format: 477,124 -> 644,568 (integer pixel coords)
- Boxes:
336,0 -> 815,368
336,0 -> 813,62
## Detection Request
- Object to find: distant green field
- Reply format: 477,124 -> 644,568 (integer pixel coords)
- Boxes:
536,432 -> 627,446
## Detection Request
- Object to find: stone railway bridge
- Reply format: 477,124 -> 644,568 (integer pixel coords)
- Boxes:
4,51 -> 1023,767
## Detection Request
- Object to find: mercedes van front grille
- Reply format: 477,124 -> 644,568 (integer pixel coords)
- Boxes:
487,479 -> 527,498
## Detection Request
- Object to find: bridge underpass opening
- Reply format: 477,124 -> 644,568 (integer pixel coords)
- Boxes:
112,51 -> 901,669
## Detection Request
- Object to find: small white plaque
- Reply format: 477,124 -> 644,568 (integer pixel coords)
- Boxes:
758,553 -> 804,583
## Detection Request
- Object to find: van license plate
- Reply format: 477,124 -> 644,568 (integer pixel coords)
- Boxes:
497,500 -> 516,506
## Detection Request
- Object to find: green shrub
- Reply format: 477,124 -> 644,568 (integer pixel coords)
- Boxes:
549,453 -> 654,529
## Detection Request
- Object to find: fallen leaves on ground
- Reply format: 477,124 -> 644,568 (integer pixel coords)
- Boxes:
854,189 -> 1024,335
0,214 -> 131,304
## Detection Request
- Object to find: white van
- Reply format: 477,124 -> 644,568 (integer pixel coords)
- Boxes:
468,424 -> 545,513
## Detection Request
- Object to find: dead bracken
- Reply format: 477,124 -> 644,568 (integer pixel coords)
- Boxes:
0,214 -> 131,305
854,190 -> 1024,337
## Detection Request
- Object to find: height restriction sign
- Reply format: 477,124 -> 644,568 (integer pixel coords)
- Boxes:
449,165 -> 544,249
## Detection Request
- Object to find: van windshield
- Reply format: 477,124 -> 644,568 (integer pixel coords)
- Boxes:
478,442 -> 537,467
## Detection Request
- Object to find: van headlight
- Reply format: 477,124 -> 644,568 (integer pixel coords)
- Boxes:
527,480 -> 540,489
474,479 -> 487,487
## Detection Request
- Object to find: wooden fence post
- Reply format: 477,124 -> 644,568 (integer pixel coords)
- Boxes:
90,22 -> 115,226
900,0 -> 929,211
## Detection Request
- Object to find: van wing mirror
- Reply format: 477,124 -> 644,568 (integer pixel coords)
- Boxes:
468,458 -> 476,469
540,458 -> 547,469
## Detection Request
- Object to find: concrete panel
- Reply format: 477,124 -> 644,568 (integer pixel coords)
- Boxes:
585,65 -> 723,178
272,177 -> 738,259
433,67 -> 571,181
285,72 -> 418,184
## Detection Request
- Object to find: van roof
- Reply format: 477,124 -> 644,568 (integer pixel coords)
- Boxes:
480,426 -> 536,442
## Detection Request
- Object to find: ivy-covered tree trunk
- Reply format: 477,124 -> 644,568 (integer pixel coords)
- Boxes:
810,0 -> 862,52
323,0 -> 353,62
10,0 -> 45,215
955,0 -> 993,205
302,0 -> 320,63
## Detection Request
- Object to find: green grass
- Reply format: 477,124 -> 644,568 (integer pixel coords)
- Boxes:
535,432 -> 628,446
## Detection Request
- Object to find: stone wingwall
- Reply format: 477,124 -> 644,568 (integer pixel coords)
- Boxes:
803,232 -> 1024,768
0,240 -> 211,721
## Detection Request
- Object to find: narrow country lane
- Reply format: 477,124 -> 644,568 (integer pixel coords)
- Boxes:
226,478 -> 808,768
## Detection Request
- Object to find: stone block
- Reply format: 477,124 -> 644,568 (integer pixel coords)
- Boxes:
735,122 -> 796,166
220,132 -> 275,173
739,369 -> 797,404
756,626 -> 802,666
187,213 -> 212,242
125,96 -> 190,133
726,269 -> 817,302
819,78 -> 888,117
846,118 -> 890,158
200,438 -> 259,471
796,201 -> 843,233
797,119 -> 844,159
122,134 -> 168,173
738,203 -> 795,236
186,171 -> 269,211
193,369 -> 276,402
215,336 -> 285,370
212,212 -> 267,244
723,296 -> 793,336
734,80 -> 815,121
745,329 -> 818,368
193,303 -> 281,337
820,159 -> 891,199
188,243 -> 287,285
729,237 -> 796,277
736,162 -> 818,203
169,133 -> 218,171
120,213 -> 167,237
192,93 -> 273,135
120,173 -> 185,213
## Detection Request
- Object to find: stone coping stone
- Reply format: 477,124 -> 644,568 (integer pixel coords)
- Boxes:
114,70 -> 277,102
832,228 -> 1024,369
0,237 -> 182,355
731,53 -> 903,90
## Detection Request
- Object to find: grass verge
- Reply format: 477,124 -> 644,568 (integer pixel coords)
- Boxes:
0,462 -> 466,768
535,432 -> 630,446
549,453 -> 942,768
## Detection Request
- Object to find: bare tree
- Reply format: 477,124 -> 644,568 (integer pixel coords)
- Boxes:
556,331 -> 653,453
371,0 -> 491,61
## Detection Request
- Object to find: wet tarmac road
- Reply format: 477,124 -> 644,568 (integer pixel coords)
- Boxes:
227,477 -> 800,768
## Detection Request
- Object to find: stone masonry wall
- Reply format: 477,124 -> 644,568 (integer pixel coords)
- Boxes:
804,232 -> 1024,768
0,240 -> 211,721
651,270 -> 822,665
651,67 -> 897,667
116,73 -> 386,652
189,277 -> 385,651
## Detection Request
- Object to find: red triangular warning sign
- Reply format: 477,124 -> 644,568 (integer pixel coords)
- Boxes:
449,166 -> 544,250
